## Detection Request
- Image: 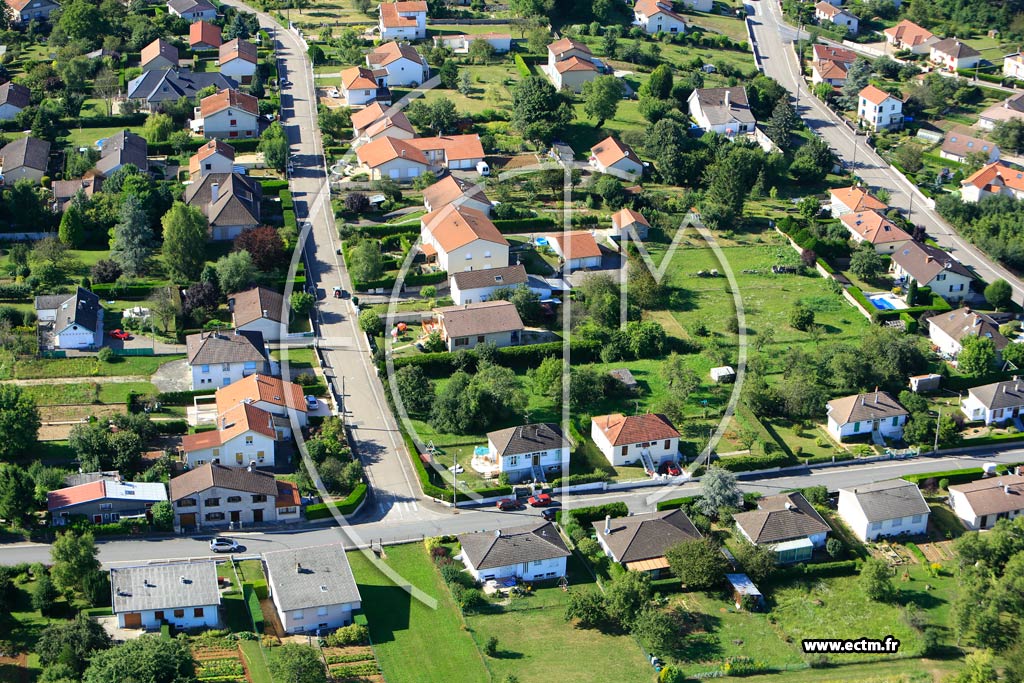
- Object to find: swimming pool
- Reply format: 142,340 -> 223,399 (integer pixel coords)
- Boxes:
867,292 -> 908,311
535,237 -> 549,246
474,446 -> 489,456
871,296 -> 895,310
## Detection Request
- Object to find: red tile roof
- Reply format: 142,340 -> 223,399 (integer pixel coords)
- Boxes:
592,413 -> 680,446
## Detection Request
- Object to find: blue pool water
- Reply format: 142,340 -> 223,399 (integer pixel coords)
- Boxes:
870,296 -> 896,310
535,237 -> 549,246
474,446 -> 489,456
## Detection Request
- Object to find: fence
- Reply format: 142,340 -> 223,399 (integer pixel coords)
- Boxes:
113,347 -> 155,357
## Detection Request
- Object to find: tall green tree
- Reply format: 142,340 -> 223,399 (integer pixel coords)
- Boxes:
849,245 -> 884,280
511,75 -> 574,143
260,121 -> 290,172
214,250 -> 256,294
161,203 -> 209,281
267,644 -> 326,683
698,466 -> 742,517
0,463 -> 35,525
666,538 -> 729,589
765,99 -> 798,151
859,557 -> 897,602
984,279 -> 1013,309
958,335 -> 996,378
582,75 -> 624,127
0,384 -> 40,462
142,113 -> 174,143
58,199 -> 88,248
644,64 -> 673,100
50,529 -> 101,597
37,614 -> 112,674
82,636 -> 196,683
110,194 -> 153,276
347,239 -> 384,283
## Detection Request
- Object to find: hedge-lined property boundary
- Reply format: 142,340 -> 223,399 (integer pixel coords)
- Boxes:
305,484 -> 368,519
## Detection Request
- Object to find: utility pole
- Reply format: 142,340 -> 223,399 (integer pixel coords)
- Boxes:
933,406 -> 942,453
452,452 -> 458,511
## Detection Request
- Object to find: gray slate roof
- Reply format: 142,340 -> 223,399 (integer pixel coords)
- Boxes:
840,479 -> 930,523
592,509 -> 702,564
892,241 -> 973,284
691,86 -> 755,126
42,287 -> 101,333
186,329 -> 267,365
127,69 -> 236,104
96,129 -> 149,175
733,492 -> 831,545
184,172 -> 262,228
927,306 -> 1008,351
459,521 -> 570,571
450,264 -> 528,291
436,300 -> 524,338
931,38 -> 981,59
1,136 -> 50,172
263,545 -> 361,612
0,82 -> 29,110
169,462 -> 279,500
111,561 -> 220,613
487,423 -> 568,458
168,0 -> 215,14
827,390 -> 909,427
967,379 -> 1024,410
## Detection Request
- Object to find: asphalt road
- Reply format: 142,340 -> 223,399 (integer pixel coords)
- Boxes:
5,448 -> 1021,566
749,0 -> 1024,304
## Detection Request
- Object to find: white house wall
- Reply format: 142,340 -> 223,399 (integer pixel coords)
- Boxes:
184,430 -> 277,469
117,603 -> 220,630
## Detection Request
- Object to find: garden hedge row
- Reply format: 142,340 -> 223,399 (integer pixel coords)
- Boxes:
0,283 -> 31,300
353,270 -> 447,292
492,217 -> 557,233
899,465 -> 1024,488
713,452 -> 793,473
91,282 -> 157,299
352,223 -> 421,239
514,54 -> 531,78
548,471 -> 610,489
561,502 -> 628,525
155,420 -> 189,434
768,559 -> 860,583
304,484 -> 368,519
656,495 -> 699,512
389,339 -> 602,376
156,388 -> 217,405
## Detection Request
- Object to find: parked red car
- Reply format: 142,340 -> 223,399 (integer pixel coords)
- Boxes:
528,493 -> 552,507
109,329 -> 131,340
496,498 -> 519,511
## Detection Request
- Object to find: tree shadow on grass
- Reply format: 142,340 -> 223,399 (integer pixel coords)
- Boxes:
897,589 -> 946,611
356,583 -> 412,645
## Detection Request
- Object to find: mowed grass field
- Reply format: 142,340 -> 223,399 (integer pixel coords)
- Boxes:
348,544 -> 489,683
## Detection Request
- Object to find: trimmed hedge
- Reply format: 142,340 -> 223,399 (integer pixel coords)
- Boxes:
713,452 -> 792,473
492,217 -> 557,233
353,223 -> 421,239
898,465 -> 1022,488
514,54 -> 531,78
91,282 -> 157,299
354,270 -> 447,292
389,339 -> 602,376
305,484 -> 368,519
401,429 -> 512,502
549,472 -> 609,489
155,420 -> 188,434
0,283 -> 31,301
156,388 -> 216,405
656,495 -> 698,512
562,502 -> 628,526
768,560 -> 860,583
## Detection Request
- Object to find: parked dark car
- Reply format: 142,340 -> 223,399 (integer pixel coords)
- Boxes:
496,498 -> 519,511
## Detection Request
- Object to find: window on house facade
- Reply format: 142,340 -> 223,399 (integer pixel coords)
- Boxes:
205,498 -> 220,507
212,448 -> 220,458
194,607 -> 204,617
620,446 -> 628,455
245,436 -> 254,445
253,495 -> 267,503
202,365 -> 210,373
174,609 -> 185,618
911,514 -> 923,523
257,451 -> 265,462
317,607 -> 328,616
178,498 -> 197,507
227,496 -> 241,503
222,363 -> 230,371
205,512 -> 225,521
870,521 -> 882,531
893,517 -> 903,527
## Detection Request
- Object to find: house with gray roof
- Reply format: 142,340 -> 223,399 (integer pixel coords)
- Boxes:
838,479 -> 930,541
434,300 -> 524,351
484,423 -> 570,483
185,329 -> 270,389
184,172 -> 262,240
927,306 -> 1008,362
167,0 -> 216,21
733,492 -> 831,563
949,474 -> 1024,530
0,136 -> 50,183
826,390 -> 909,442
168,462 -> 301,529
110,561 -> 220,630
0,82 -> 29,120
961,379 -> 1024,425
890,241 -> 975,304
126,69 -> 236,112
450,264 -> 528,306
593,509 -> 702,577
687,86 -> 756,136
263,545 -> 362,634
96,130 -> 149,176
35,287 -> 104,350
458,521 -> 570,582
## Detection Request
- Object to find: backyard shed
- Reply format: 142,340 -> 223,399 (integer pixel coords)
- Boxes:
725,573 -> 764,610
710,366 -> 736,383
909,373 -> 942,393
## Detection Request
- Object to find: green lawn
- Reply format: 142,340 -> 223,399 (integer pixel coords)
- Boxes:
21,382 -> 99,405
12,355 -> 183,379
271,346 -> 317,373
97,381 -> 157,404
348,544 -> 489,683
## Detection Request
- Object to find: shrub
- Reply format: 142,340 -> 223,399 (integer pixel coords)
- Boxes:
938,478 -> 950,490
97,347 -> 114,363
324,623 -> 370,647
483,636 -> 498,657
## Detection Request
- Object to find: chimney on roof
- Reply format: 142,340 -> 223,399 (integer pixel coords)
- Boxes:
247,461 -> 255,472
1005,484 -> 1012,495
495,528 -> 501,538
211,182 -> 219,203
724,89 -> 731,109
785,501 -> 794,510
296,562 -> 302,573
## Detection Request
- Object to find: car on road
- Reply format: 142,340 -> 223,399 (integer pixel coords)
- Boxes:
109,329 -> 131,340
209,538 -> 240,553
496,498 -> 519,511
333,287 -> 342,298
657,461 -> 682,476
528,493 -> 552,507
280,79 -> 291,87
305,395 -> 318,410
541,508 -> 558,522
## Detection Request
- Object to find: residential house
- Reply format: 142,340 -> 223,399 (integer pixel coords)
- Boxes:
829,185 -> 888,217
633,0 -> 687,35
264,545 -> 362,634
589,136 -> 643,178
812,58 -> 849,86
404,134 -> 486,172
110,561 -> 220,630
458,521 -> 570,582
228,286 -> 286,342
189,139 -> 236,179
219,38 -> 258,83
960,161 -> 1024,203
355,136 -> 429,180
485,423 -> 570,483
450,264 -> 527,305
34,287 -> 103,350
167,0 -> 217,21
378,0 -> 427,40
96,130 -> 149,176
547,231 -> 603,272
592,509 -> 702,576
366,41 -> 428,87
169,462 -> 301,529
342,65 -> 392,108
940,133 -> 999,164
815,2 -> 858,33
5,0 -> 59,23
838,479 -> 931,541
350,102 -> 415,141
927,306 -> 1008,361
883,19 -> 936,54
0,82 -> 29,120
0,136 -> 50,183
960,379 -> 1024,425
679,0 -> 712,10
858,85 -> 903,131
432,33 -> 511,54
826,390 -> 909,442
839,211 -> 911,254
812,44 -> 858,64
422,174 -> 491,214
733,492 -> 831,563
591,413 -> 680,468
126,69 -> 236,112
215,373 -> 309,431
611,207 -> 650,240
420,203 -> 509,272
979,92 -> 1024,131
181,401 -> 280,469
546,38 -> 601,93
189,20 -> 222,51
929,38 -> 982,72
890,241 -> 974,303
141,38 -> 179,71
194,88 -> 259,139
185,329 -> 270,389
432,300 -> 523,350
1004,52 -> 1024,80
687,86 -> 756,136
183,172 -> 263,239
51,172 -> 103,211
47,480 -> 167,526
949,474 -> 1024,529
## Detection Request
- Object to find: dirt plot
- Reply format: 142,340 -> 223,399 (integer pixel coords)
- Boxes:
38,403 -> 126,441
918,540 -> 956,563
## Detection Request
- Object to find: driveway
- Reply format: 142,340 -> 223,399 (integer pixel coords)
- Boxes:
151,359 -> 191,393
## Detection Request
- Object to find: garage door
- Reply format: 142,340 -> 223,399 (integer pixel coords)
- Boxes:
123,612 -> 142,628
180,513 -> 196,527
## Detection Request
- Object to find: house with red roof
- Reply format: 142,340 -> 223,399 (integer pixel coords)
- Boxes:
960,161 -> 1024,203
190,20 -> 222,51
420,203 -> 508,272
612,207 -> 650,240
633,0 -> 686,35
194,88 -> 259,140
589,136 -> 643,178
591,413 -> 681,467
883,19 -> 937,54
858,85 -> 903,131
546,38 -> 601,92
378,0 -> 426,40
839,211 -> 911,254
181,401 -> 281,469
547,231 -> 603,272
47,479 -> 167,526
